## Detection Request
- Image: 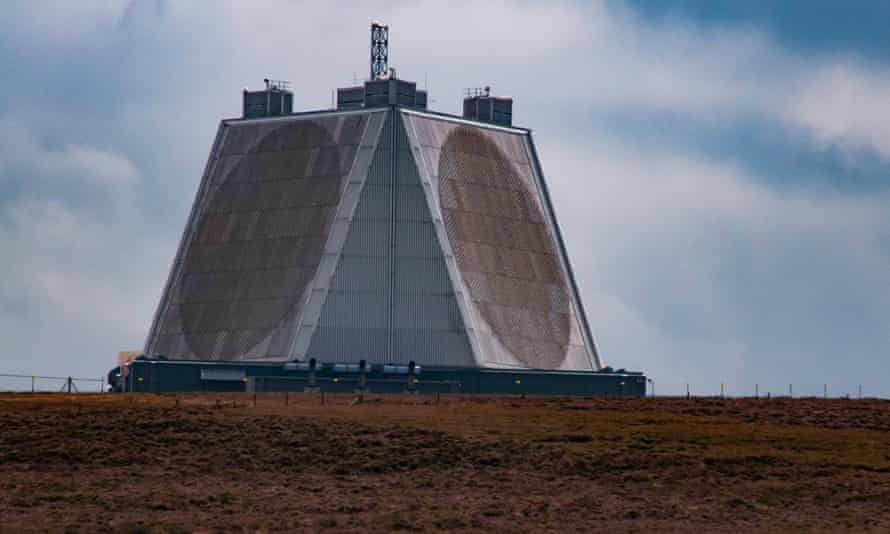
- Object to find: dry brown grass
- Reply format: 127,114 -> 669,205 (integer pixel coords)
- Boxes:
1,393 -> 889,533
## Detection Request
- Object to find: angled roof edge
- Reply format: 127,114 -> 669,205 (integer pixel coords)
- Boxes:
222,107 -> 386,126
400,107 -> 531,135
522,135 -> 603,370
144,120 -> 230,356
221,105 -> 531,134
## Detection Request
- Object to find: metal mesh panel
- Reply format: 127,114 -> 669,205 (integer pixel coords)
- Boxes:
432,124 -> 575,369
148,113 -> 371,360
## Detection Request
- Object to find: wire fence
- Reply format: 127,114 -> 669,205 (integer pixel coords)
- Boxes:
0,373 -> 105,393
647,381 -> 876,400
0,373 -> 880,399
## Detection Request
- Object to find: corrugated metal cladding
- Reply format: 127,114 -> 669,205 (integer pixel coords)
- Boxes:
402,113 -> 596,370
306,111 -> 475,366
146,112 -> 374,361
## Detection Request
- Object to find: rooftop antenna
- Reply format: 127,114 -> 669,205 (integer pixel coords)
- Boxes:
424,73 -> 436,105
263,78 -> 291,91
370,21 -> 389,80
464,87 -> 489,98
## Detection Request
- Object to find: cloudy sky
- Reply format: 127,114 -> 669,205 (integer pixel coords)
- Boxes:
1,1 -> 887,397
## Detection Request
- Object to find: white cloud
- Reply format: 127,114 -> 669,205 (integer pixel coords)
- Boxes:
0,197 -> 173,378
0,0 -> 127,44
0,118 -> 140,187
787,61 -> 890,158
540,130 -> 890,395
63,145 -> 141,184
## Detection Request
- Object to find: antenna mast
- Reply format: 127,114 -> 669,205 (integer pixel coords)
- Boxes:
370,21 -> 389,80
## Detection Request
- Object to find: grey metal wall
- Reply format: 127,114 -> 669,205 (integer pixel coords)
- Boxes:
402,112 -> 596,370
146,112 -> 372,361
306,111 -> 475,366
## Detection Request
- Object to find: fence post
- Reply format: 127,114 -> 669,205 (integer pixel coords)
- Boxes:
31,376 -> 35,393
858,385 -> 862,400
359,360 -> 367,392
755,384 -> 759,399
308,358 -> 317,390
67,377 -> 72,394
407,361 -> 417,394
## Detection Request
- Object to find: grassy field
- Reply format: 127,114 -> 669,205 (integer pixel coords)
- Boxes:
1,393 -> 889,533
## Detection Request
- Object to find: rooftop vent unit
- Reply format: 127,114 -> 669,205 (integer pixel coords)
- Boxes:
463,86 -> 512,127
242,78 -> 293,119
337,77 -> 428,110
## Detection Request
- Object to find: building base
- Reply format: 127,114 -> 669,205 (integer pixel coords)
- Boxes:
113,360 -> 646,397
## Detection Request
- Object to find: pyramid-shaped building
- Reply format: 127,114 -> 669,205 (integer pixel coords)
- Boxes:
145,102 -> 601,370
125,26 -> 645,394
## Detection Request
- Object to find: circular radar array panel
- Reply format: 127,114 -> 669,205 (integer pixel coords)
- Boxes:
176,120 -> 343,359
438,126 -> 571,368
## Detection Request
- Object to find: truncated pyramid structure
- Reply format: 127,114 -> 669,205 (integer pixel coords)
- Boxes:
144,107 -> 602,371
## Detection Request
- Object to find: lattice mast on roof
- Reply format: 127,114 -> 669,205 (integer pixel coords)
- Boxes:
370,21 -> 389,80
